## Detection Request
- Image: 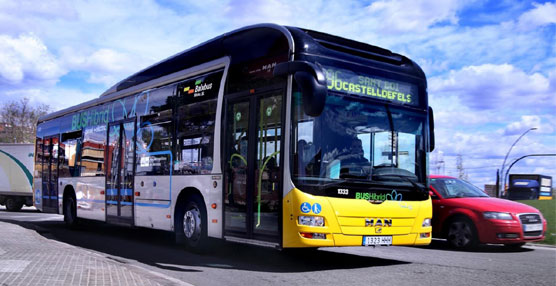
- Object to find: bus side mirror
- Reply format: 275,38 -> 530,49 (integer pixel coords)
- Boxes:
274,61 -> 327,117
428,106 -> 435,152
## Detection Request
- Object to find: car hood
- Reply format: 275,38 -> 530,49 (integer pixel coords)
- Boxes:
444,197 -> 541,214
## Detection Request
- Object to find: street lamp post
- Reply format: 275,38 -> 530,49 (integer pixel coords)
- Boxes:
498,127 -> 537,197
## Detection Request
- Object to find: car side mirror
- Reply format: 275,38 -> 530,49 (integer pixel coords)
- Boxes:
429,190 -> 439,200
274,61 -> 327,117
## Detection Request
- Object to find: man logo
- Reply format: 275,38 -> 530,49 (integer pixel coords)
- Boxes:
375,227 -> 382,233
365,218 -> 392,227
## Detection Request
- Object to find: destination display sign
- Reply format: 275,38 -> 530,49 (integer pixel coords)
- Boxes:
323,66 -> 419,106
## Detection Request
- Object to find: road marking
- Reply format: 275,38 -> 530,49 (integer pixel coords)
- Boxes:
0,260 -> 30,272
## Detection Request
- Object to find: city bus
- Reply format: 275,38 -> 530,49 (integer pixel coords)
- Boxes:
34,24 -> 435,249
508,174 -> 553,200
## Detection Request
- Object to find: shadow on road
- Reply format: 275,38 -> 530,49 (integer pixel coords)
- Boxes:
415,239 -> 535,253
1,217 -> 410,273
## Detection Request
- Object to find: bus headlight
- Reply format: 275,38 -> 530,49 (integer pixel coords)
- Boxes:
422,218 -> 431,227
483,212 -> 513,220
298,216 -> 325,227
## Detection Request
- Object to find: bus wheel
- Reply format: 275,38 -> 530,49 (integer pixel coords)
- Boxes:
176,194 -> 207,250
5,198 -> 23,212
447,217 -> 477,249
64,195 -> 78,228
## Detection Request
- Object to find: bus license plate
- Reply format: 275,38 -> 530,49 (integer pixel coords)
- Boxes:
363,236 -> 392,246
523,224 -> 543,232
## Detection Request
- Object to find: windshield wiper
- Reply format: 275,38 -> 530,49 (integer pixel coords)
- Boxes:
372,172 -> 427,194
339,173 -> 368,179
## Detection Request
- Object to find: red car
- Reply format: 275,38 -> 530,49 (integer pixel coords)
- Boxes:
429,175 -> 547,249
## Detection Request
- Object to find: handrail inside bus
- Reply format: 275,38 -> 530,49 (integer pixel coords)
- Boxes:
256,150 -> 280,228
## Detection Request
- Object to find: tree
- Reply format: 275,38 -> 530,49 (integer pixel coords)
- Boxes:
0,98 -> 50,143
456,154 -> 468,181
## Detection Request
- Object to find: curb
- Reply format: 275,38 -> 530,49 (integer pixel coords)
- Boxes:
0,219 -> 195,286
527,243 -> 556,248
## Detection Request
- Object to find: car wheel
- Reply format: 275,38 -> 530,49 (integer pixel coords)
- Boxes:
5,198 -> 23,212
175,194 -> 207,251
64,195 -> 78,228
447,217 -> 478,249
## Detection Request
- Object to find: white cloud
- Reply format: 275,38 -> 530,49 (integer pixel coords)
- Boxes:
59,47 -> 136,86
0,0 -> 554,189
429,64 -> 555,110
517,2 -> 556,30
0,33 -> 65,85
0,0 -> 77,19
431,127 -> 556,186
366,0 -> 463,33
504,115 -> 554,135
2,86 -> 100,111
0,0 -> 78,35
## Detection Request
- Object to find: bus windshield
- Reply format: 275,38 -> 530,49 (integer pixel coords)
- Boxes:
292,92 -> 427,198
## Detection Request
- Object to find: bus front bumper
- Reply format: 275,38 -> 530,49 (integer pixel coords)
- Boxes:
282,188 -> 432,248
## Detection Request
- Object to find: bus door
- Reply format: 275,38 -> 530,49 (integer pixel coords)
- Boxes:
224,90 -> 283,243
42,135 -> 60,213
105,119 -> 136,224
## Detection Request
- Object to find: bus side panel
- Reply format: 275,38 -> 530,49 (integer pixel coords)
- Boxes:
135,175 -> 172,231
67,177 -> 106,221
170,175 -> 223,238
133,175 -> 223,237
173,175 -> 223,238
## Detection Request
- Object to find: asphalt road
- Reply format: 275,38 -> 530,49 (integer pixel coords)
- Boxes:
1,207 -> 555,286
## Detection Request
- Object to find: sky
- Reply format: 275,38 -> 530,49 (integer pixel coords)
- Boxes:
0,0 -> 555,188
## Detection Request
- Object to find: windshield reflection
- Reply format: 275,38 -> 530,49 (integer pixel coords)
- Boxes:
292,92 -> 426,188
430,178 -> 488,198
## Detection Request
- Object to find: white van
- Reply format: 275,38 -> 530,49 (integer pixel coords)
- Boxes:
0,143 -> 34,211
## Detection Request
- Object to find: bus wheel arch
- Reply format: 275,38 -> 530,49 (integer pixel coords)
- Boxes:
63,186 -> 78,227
174,188 -> 208,250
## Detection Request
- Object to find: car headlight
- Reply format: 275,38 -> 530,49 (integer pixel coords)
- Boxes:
483,212 -> 513,220
298,216 -> 325,227
422,218 -> 432,227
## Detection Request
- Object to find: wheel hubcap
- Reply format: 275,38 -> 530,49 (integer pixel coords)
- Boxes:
183,207 -> 201,241
449,221 -> 471,247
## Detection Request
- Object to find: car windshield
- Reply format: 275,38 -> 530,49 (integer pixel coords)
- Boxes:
291,92 -> 427,194
430,178 -> 488,198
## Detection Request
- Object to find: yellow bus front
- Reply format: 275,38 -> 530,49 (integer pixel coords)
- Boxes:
285,63 -> 433,248
283,188 -> 432,247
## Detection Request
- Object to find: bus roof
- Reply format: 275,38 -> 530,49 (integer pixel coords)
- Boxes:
39,23 -> 425,123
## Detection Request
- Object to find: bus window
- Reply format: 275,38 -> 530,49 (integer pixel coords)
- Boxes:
60,131 -> 82,177
35,137 -> 43,179
80,125 -> 105,177
175,99 -> 217,175
136,109 -> 173,176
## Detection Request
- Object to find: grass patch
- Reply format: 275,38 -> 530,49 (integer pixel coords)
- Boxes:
517,199 -> 555,245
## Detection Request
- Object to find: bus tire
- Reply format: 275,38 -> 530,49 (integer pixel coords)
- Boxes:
447,217 -> 478,250
64,195 -> 78,228
5,198 -> 23,212
175,194 -> 208,251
